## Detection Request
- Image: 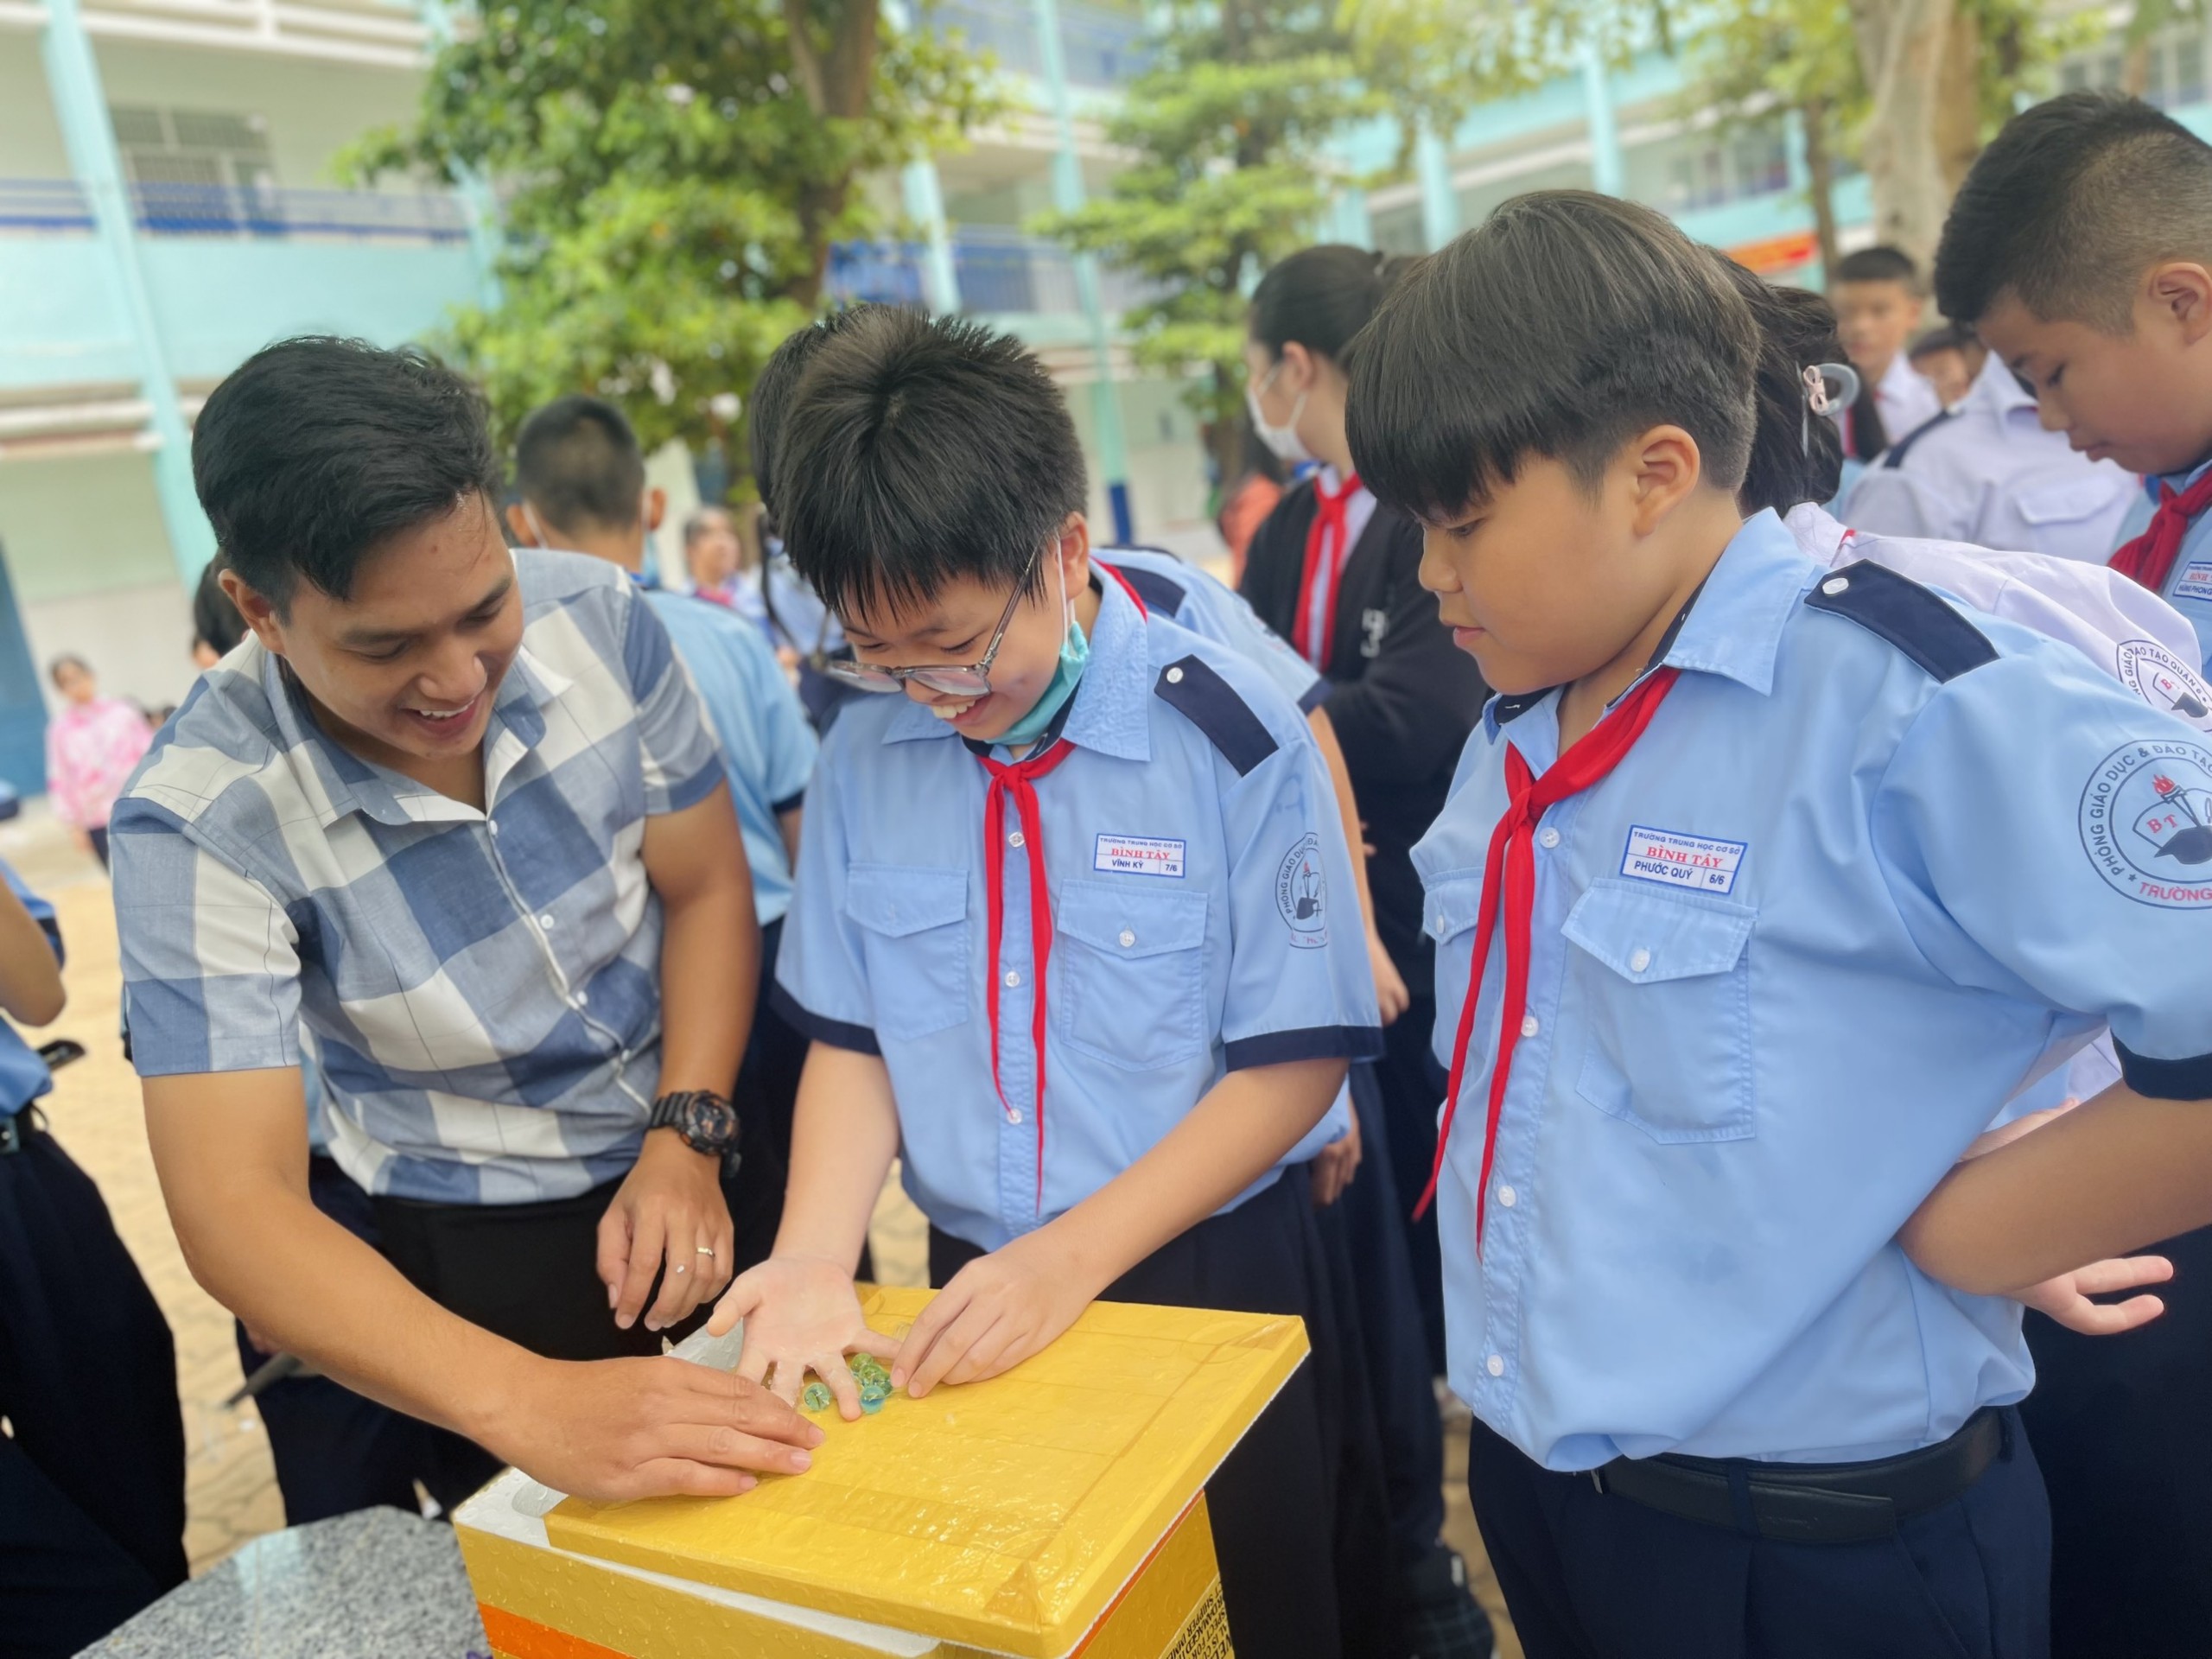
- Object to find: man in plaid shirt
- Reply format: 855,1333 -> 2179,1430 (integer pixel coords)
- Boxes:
111,338 -> 818,1503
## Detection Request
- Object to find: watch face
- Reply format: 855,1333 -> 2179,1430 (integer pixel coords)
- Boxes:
682,1093 -> 739,1150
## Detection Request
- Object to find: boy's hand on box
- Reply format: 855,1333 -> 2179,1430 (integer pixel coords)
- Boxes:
710,1255 -> 899,1421
893,1230 -> 1098,1398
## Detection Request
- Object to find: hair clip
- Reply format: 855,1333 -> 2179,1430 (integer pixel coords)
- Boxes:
1801,362 -> 1862,454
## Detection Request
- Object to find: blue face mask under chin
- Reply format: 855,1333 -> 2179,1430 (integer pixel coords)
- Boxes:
995,567 -> 1091,749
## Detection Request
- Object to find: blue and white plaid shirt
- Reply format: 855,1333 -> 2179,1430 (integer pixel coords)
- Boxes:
111,548 -> 726,1204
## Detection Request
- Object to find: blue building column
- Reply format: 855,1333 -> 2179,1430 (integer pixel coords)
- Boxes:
901,158 -> 963,315
40,0 -> 215,584
1580,40 -> 1625,198
1415,129 -> 1459,251
1034,0 -> 1134,543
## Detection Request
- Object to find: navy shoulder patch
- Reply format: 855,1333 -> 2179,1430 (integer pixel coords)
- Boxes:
1103,558 -> 1189,619
1879,409 -> 1955,470
1154,654 -> 1279,776
1804,559 -> 1999,683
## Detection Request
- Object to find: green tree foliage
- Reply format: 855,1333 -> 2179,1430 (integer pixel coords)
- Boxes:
1037,2 -> 1390,475
347,1 -> 995,460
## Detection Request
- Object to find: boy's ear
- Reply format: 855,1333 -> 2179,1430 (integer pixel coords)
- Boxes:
1055,511 -> 1093,587
2147,261 -> 2212,346
503,501 -> 537,546
1624,424 -> 1705,535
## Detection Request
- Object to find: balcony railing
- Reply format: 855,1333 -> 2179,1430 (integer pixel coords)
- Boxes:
828,226 -> 1159,317
0,178 -> 472,243
934,0 -> 1153,86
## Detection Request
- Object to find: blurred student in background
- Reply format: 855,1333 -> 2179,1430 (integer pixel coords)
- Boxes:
42,654 -> 152,870
1831,245 -> 1943,453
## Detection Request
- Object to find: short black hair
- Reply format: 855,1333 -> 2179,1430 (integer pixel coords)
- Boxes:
1249,245 -> 1419,365
192,337 -> 501,612
1347,190 -> 1757,520
192,559 -> 247,657
682,505 -> 735,547
772,308 -> 1087,620
1908,321 -> 1976,360
1936,92 -> 2212,330
1708,256 -> 1847,517
1832,245 -> 1920,289
748,304 -> 887,519
513,395 -> 646,535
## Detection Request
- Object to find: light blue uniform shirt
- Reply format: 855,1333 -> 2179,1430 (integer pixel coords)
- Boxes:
639,579 -> 817,926
1414,510 -> 2212,1471
1096,547 -> 1328,713
0,859 -> 59,1116
1844,352 -> 2136,563
2113,456 -> 2212,674
776,575 -> 1382,1252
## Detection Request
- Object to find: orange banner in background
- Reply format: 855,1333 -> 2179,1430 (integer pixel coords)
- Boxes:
1727,230 -> 1821,275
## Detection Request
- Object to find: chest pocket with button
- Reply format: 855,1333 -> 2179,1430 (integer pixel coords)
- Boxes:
844,865 -> 971,1040
1421,872 -> 1489,1034
1563,879 -> 1757,1144
1053,879 -> 1210,1071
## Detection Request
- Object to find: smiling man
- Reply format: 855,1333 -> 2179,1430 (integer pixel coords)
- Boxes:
107,338 -> 820,1506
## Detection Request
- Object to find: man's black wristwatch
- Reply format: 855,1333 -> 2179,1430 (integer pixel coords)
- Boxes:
648,1089 -> 741,1166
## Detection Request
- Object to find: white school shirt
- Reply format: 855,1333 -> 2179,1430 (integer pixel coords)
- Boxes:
1843,353 -> 2138,563
1873,353 -> 1945,450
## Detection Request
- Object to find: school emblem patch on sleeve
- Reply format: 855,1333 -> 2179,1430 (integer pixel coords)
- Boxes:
1274,833 -> 1329,948
2080,739 -> 2212,907
2115,639 -> 2212,730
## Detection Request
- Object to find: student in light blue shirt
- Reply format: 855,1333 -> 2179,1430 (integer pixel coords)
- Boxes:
509,394 -> 819,1265
1842,342 -> 2137,562
710,309 -> 1381,1658
1348,191 -> 2212,1659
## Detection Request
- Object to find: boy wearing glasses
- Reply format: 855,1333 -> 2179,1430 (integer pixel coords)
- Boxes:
708,312 -> 1382,1656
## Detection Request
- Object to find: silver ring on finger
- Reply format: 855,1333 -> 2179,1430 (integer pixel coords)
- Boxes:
695,1244 -> 716,1256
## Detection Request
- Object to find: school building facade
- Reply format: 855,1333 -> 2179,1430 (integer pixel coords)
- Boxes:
0,0 -> 2203,798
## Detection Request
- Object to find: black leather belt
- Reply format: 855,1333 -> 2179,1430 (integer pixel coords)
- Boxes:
1590,1408 -> 2005,1545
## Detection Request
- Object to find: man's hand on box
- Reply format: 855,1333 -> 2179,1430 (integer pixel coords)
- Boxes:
495,1354 -> 823,1503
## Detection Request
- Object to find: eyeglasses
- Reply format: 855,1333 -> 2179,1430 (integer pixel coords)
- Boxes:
823,543 -> 1045,698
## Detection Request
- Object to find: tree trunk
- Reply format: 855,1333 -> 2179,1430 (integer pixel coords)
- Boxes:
783,0 -> 882,305
1933,5 -> 1981,200
1848,0 -> 1957,270
1801,93 -> 1842,279
2123,35 -> 2155,97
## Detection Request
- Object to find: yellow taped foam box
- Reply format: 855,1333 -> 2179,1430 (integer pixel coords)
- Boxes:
454,1285 -> 1306,1659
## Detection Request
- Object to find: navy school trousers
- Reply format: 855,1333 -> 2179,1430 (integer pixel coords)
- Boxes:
0,1120 -> 187,1659
930,1166 -> 1384,1659
1466,1409 -> 2050,1659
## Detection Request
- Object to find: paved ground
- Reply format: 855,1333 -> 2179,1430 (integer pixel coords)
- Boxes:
5,805 -> 1517,1655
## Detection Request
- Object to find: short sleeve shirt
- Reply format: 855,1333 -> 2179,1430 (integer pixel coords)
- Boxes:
1414,511 -> 2212,1471
640,581 -> 817,926
110,548 -> 726,1204
774,575 -> 1382,1252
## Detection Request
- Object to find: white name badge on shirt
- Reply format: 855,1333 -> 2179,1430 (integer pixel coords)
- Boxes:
1620,825 -> 1748,895
2176,562 -> 2212,605
1095,834 -> 1186,879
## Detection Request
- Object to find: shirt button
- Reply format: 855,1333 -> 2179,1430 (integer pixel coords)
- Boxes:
1629,948 -> 1651,974
1005,1107 -> 1022,1125
1519,1015 -> 1539,1038
1497,1185 -> 1517,1208
487,821 -> 500,837
1485,1354 -> 1505,1378
1537,829 -> 1560,849
1165,666 -> 1185,684
571,992 -> 587,1009
1008,830 -> 1025,848
1119,929 -> 1136,948
537,913 -> 556,931
1821,575 -> 1850,596
1004,970 -> 1022,988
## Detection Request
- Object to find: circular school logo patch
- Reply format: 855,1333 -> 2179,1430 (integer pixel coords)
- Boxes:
1274,833 -> 1330,948
2115,639 -> 2212,732
2079,739 -> 2212,907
